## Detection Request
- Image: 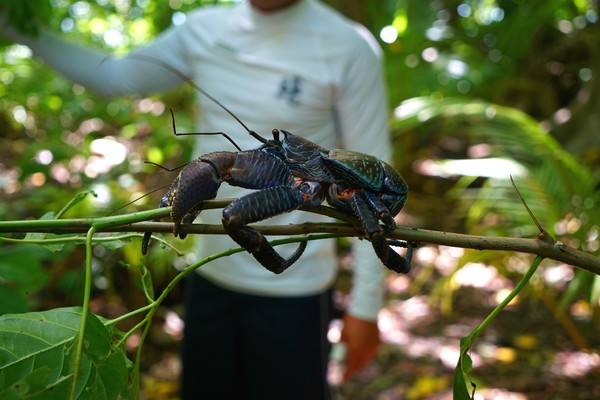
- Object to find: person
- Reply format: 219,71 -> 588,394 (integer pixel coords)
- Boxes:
1,0 -> 392,398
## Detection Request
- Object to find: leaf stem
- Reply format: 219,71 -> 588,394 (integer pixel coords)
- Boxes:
106,302 -> 157,326
0,233 -> 183,255
0,208 -> 171,231
116,317 -> 150,348
467,255 -> 543,343
454,256 -> 544,399
69,225 -> 96,400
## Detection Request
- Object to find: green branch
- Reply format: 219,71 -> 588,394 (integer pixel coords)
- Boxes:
0,233 -> 183,255
1,200 -> 598,274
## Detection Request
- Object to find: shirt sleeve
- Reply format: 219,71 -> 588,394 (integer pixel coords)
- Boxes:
0,16 -> 191,97
335,25 -> 390,321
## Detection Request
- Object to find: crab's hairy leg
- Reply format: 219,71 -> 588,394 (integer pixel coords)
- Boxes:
350,192 -> 410,274
222,183 -> 320,274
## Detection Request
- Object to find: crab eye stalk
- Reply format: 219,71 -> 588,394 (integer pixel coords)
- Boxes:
272,129 -> 281,143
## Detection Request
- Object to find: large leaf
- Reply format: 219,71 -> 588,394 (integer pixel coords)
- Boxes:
0,307 -> 132,399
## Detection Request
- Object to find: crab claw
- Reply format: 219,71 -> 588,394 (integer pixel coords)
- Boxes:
371,237 -> 415,273
141,158 -> 224,254
169,159 -> 222,237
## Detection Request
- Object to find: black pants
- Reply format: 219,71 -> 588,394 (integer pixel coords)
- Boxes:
181,273 -> 332,400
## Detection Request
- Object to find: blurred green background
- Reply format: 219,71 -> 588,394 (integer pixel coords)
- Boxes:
1,0 -> 599,399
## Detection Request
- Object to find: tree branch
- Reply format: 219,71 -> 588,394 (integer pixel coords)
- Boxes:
1,199 -> 599,275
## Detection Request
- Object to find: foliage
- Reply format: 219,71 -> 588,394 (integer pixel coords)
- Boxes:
392,96 -> 600,339
392,96 -> 599,239
0,307 -> 131,399
0,206 -> 339,398
0,245 -> 50,313
0,0 -> 52,37
345,0 -> 600,119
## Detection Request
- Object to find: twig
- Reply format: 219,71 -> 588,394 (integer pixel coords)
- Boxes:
510,175 -> 555,243
0,200 -> 599,274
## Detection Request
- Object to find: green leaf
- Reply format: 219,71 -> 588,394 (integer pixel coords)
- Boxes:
453,356 -> 473,400
24,212 -> 64,253
56,191 -> 98,219
27,374 -> 73,400
453,337 -> 475,400
0,307 -> 133,399
99,239 -> 125,251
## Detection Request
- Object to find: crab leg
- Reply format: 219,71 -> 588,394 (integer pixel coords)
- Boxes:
363,191 -> 396,232
350,192 -> 411,274
222,183 -> 321,274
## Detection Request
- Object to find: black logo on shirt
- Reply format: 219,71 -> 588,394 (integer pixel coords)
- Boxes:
277,76 -> 302,106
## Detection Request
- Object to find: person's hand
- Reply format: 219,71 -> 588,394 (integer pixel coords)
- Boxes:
340,314 -> 380,380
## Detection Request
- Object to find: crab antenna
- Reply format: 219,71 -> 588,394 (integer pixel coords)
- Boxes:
107,182 -> 172,215
271,129 -> 282,144
108,158 -> 190,215
127,54 -> 269,144
169,108 -> 243,151
144,160 -> 189,172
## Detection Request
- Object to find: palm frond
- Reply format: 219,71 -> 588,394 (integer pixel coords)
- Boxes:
392,97 -> 599,243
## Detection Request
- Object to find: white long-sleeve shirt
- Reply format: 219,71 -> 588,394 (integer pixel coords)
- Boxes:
2,0 -> 391,320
